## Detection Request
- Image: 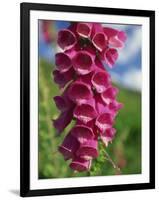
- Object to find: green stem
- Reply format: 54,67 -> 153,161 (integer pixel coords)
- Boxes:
104,150 -> 121,174
100,140 -> 121,174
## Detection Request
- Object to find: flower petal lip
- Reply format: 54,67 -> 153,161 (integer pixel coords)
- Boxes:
109,100 -> 123,112
57,29 -> 77,50
91,71 -> 110,93
117,31 -> 127,42
100,128 -> 116,146
58,133 -> 79,160
73,103 -> 97,124
101,86 -> 119,105
70,157 -> 92,172
53,96 -> 67,112
68,81 -> 93,104
91,23 -> 103,38
76,139 -> 98,160
95,94 -> 111,115
53,68 -> 74,88
76,118 -> 97,135
103,27 -> 118,38
55,53 -> 72,73
53,70 -> 66,88
92,32 -> 107,52
72,51 -> 94,75
53,109 -> 73,134
53,92 -> 74,112
103,28 -> 127,48
76,23 -> 93,38
95,113 -> 114,133
109,36 -> 124,48
71,125 -> 94,143
104,48 -> 118,68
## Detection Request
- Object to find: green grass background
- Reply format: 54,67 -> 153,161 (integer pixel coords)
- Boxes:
38,59 -> 141,179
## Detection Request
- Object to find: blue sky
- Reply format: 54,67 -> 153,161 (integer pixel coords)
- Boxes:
39,21 -> 142,91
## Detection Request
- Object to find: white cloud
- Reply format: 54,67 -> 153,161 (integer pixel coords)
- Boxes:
122,68 -> 142,91
117,27 -> 142,65
102,24 -> 129,32
111,68 -> 142,92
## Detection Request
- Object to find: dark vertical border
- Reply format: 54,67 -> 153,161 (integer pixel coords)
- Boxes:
20,2 -> 155,197
20,3 -> 30,197
149,11 -> 155,188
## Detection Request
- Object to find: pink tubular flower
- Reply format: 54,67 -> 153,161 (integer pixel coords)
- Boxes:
103,27 -> 118,38
101,86 -> 119,105
76,139 -> 98,160
92,32 -> 107,52
95,112 -> 114,133
76,23 -> 93,38
53,108 -> 73,134
55,52 -> 72,73
72,51 -> 94,75
109,100 -> 123,114
53,68 -> 74,88
70,157 -> 92,172
54,96 -> 68,112
58,133 -> 79,160
71,125 -> 94,143
55,47 -> 79,73
52,22 -> 127,172
103,27 -> 127,48
91,23 -> 108,52
57,29 -> 77,50
100,128 -> 116,146
53,91 -> 73,112
91,70 -> 110,93
73,102 -> 97,124
68,81 -> 93,105
109,31 -> 127,48
102,48 -> 118,68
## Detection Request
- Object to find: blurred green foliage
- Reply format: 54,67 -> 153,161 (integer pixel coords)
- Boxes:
38,59 -> 141,179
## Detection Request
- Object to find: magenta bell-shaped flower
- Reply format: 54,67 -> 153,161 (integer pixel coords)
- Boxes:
102,48 -> 119,68
58,133 -> 79,160
92,32 -> 107,52
55,52 -> 72,73
73,98 -> 97,124
76,23 -> 93,38
76,139 -> 98,160
53,68 -> 74,88
95,112 -> 114,133
70,157 -> 92,172
101,86 -> 119,105
57,29 -> 77,50
54,96 -> 69,112
72,51 -> 94,75
68,81 -> 93,105
103,27 -> 127,48
52,21 -> 127,172
53,108 -> 73,134
91,70 -> 110,93
100,127 -> 116,146
71,125 -> 94,143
